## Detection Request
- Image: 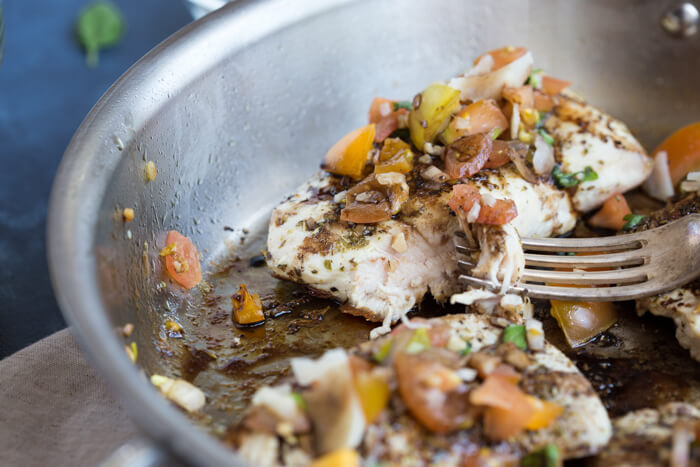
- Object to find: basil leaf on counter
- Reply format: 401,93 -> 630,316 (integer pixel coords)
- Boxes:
76,2 -> 125,67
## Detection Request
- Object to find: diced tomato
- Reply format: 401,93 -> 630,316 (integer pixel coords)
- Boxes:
587,193 -> 632,231
322,124 -> 376,179
502,85 -> 534,109
231,284 -> 264,325
470,374 -> 535,441
441,100 -> 508,144
652,122 -> 700,185
449,184 -> 518,225
375,138 -> 414,174
533,90 -> 556,112
541,75 -> 571,96
474,46 -> 528,71
490,364 -> 521,384
483,141 -> 512,169
310,449 -> 360,467
368,97 -> 409,143
162,230 -> 202,289
525,396 -> 564,430
395,352 -> 477,434
444,134 -> 493,179
550,300 -> 618,348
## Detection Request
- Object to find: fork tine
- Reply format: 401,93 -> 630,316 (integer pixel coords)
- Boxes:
521,235 -> 646,252
521,283 -> 656,301
523,251 -> 647,268
521,267 -> 649,285
455,243 -> 478,255
457,258 -> 476,269
456,275 -> 517,293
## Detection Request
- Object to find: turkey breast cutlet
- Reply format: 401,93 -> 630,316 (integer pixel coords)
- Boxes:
266,48 -> 651,328
231,314 -> 612,466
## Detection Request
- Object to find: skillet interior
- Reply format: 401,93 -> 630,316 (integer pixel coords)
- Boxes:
51,0 -> 700,464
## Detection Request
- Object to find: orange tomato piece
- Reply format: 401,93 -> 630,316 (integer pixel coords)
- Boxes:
442,99 -> 508,144
368,97 -> 408,143
550,300 -> 618,347
352,366 -> 390,424
533,90 -> 556,112
483,141 -> 512,169
231,284 -> 264,325
310,449 -> 360,467
653,122 -> 700,185
449,184 -> 518,225
502,86 -> 534,109
587,193 -> 632,231
541,75 -> 571,96
322,124 -> 376,179
475,46 -> 528,71
375,138 -> 414,174
162,230 -> 202,289
471,375 -> 535,441
525,396 -> 564,430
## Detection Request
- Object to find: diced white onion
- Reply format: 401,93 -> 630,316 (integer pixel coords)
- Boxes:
150,375 -> 206,412
465,53 -> 495,76
643,150 -> 675,200
417,154 -> 432,164
533,134 -> 555,175
680,171 -> 700,193
525,318 -> 545,351
448,52 -> 533,102
466,202 -> 481,223
510,103 -> 520,140
421,165 -> 449,183
333,190 -> 347,204
456,368 -> 478,382
454,116 -> 471,131
376,172 -> 406,186
379,102 -> 392,117
423,142 -> 445,156
252,384 -> 302,423
481,193 -> 497,207
291,348 -> 349,386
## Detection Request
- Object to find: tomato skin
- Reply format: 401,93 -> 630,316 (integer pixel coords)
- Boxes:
653,122 -> 700,185
541,75 -> 571,96
449,184 -> 518,225
474,46 -> 528,71
163,230 -> 202,289
587,193 -> 631,231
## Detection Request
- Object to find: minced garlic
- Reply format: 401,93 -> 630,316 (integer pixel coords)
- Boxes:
150,375 -> 205,412
145,161 -> 157,182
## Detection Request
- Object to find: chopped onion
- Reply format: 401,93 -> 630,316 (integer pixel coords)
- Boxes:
448,52 -> 534,102
481,193 -> 497,207
465,53 -> 495,76
454,116 -> 471,130
467,202 -> 481,223
421,165 -> 449,183
533,134 -> 555,175
150,375 -> 206,412
417,154 -> 433,164
643,151 -> 675,200
379,101 -> 392,117
510,103 -> 520,140
680,171 -> 700,193
525,318 -> 545,351
423,142 -> 445,156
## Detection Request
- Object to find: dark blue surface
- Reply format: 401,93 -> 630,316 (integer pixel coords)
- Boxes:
0,1 -> 192,358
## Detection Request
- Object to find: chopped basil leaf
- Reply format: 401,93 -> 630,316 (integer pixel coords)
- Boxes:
76,1 -> 125,67
551,165 -> 598,188
373,338 -> 393,363
405,328 -> 431,354
521,443 -> 560,467
622,213 -> 645,231
460,341 -> 472,356
392,101 -> 412,111
503,325 -> 527,350
528,68 -> 543,89
491,127 -> 503,140
537,129 -> 554,146
291,392 -> 307,411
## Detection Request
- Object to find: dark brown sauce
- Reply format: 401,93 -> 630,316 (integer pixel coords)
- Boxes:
155,190 -> 700,452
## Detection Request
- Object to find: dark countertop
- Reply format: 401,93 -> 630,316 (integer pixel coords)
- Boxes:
0,1 -> 192,358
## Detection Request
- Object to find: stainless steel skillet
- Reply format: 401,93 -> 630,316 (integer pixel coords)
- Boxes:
47,1 -> 700,465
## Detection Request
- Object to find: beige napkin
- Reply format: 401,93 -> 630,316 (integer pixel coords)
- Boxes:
0,329 -> 139,467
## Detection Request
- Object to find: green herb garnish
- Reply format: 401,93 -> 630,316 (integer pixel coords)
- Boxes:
527,68 -> 543,89
551,165 -> 598,188
537,128 -> 554,146
323,259 -> 332,270
392,101 -> 412,111
76,2 -> 125,67
491,127 -> 503,140
460,341 -> 472,356
291,392 -> 307,411
373,338 -> 393,363
503,325 -> 527,350
405,328 -> 431,354
521,443 -> 560,467
622,213 -> 645,231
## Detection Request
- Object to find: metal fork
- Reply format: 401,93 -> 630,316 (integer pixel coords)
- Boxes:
455,214 -> 700,301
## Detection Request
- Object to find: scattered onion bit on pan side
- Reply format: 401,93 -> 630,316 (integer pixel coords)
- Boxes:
159,230 -> 202,289
232,283 -> 265,326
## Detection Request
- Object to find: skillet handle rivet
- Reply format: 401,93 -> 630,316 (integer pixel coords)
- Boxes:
661,2 -> 699,37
